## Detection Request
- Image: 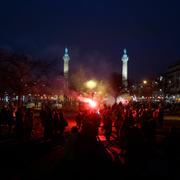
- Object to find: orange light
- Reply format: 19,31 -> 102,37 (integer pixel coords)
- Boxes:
86,80 -> 97,89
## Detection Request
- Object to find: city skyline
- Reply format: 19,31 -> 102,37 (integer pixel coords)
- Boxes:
0,0 -> 180,81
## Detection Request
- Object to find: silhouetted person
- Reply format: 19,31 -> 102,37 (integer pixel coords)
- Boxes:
24,108 -> 33,140
125,127 -> 146,175
75,112 -> 82,129
15,107 -> 24,140
114,112 -> 122,139
52,109 -> 60,137
0,108 -> 2,136
158,105 -> 164,127
44,106 -> 53,140
59,111 -> 68,136
103,113 -> 112,142
6,106 -> 14,136
64,126 -> 80,160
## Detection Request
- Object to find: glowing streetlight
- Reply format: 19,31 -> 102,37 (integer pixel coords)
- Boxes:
85,80 -> 97,89
143,80 -> 147,85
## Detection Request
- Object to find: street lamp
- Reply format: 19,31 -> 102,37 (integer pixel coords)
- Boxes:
85,80 -> 97,90
85,80 -> 97,99
143,80 -> 148,85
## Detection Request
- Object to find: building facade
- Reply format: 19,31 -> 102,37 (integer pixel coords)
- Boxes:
165,61 -> 180,99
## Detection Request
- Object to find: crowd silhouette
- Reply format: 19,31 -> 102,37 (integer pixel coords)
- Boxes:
0,101 -> 180,177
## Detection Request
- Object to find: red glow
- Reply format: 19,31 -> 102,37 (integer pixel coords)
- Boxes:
78,96 -> 98,109
88,99 -> 97,108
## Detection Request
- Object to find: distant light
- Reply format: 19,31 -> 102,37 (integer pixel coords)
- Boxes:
160,76 -> 163,81
86,80 -> 97,89
5,96 -> 9,102
22,95 -> 25,102
54,95 -> 58,100
143,80 -> 147,84
132,95 -> 137,102
116,96 -> 129,105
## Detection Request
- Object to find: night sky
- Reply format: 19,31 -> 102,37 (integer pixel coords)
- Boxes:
0,0 -> 180,81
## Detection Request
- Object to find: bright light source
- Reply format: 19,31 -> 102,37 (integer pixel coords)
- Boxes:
86,80 -> 97,89
160,76 -> 163,81
78,96 -> 98,109
143,80 -> 147,84
88,99 -> 97,108
116,96 -> 129,105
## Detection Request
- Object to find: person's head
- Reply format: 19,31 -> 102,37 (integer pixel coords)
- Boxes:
71,126 -> 79,134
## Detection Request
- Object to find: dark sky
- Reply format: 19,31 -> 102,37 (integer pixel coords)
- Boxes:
0,0 -> 180,81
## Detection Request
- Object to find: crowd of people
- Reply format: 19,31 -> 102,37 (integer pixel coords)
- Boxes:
73,101 -> 164,144
62,101 -> 180,176
0,104 -> 68,141
0,101 -> 166,148
0,100 -> 180,175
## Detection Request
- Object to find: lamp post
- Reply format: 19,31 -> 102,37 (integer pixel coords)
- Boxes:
143,80 -> 148,85
85,80 -> 97,99
86,80 -> 97,90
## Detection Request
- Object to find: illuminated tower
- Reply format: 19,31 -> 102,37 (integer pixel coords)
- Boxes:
63,47 -> 70,78
121,48 -> 129,88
